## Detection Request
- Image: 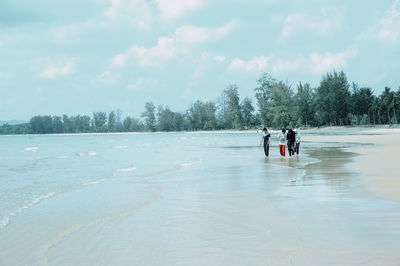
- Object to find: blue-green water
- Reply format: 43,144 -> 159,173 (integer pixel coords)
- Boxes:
0,132 -> 399,265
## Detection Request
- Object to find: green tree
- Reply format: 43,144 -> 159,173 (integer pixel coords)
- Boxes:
141,102 -> 156,131
187,101 -> 217,130
240,97 -> 254,127
108,111 -> 116,132
269,81 -> 296,128
52,116 -> 64,133
123,117 -> 144,132
93,112 -> 107,132
350,83 -> 374,125
295,82 -> 315,126
254,73 -> 275,126
315,71 -> 351,125
217,85 -> 242,128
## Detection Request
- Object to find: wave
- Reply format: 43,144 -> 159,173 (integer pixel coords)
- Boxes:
24,146 -> 39,151
181,160 -> 202,167
0,192 -> 55,230
118,167 -> 137,172
83,178 -> 108,186
88,152 -> 97,156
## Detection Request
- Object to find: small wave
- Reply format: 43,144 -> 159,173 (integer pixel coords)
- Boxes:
181,160 -> 202,167
84,178 -> 108,186
88,152 -> 97,156
56,156 -> 68,159
24,146 -> 39,151
0,192 -> 55,230
118,167 -> 137,172
114,145 -> 128,149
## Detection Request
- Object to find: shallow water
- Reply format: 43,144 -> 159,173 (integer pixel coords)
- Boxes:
0,133 -> 399,265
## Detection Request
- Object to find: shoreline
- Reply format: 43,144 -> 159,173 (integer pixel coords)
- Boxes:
302,128 -> 400,200
1,124 -> 400,137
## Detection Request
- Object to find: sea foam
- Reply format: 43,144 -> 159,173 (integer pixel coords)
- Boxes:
24,146 -> 39,151
0,192 -> 55,230
181,160 -> 202,167
118,167 -> 137,172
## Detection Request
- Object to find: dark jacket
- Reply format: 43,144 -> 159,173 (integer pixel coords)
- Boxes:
287,130 -> 295,143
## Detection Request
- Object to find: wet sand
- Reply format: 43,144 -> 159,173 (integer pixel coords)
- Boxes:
302,128 -> 400,200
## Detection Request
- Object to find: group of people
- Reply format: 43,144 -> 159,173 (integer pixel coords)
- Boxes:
260,128 -> 301,158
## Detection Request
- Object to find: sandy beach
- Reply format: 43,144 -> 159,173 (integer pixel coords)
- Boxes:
0,128 -> 399,265
301,127 -> 400,200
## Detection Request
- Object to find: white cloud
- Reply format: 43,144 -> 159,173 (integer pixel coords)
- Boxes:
228,47 -> 356,75
112,23 -> 234,68
95,71 -> 121,84
155,0 -> 204,20
105,0 -> 155,29
228,56 -> 270,72
376,0 -> 400,42
282,8 -> 342,38
307,48 -> 356,75
40,58 -> 76,79
214,55 -> 225,62
51,0 -> 208,41
51,21 -> 97,41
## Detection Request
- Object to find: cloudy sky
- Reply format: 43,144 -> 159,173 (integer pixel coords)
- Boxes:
1,0 -> 399,120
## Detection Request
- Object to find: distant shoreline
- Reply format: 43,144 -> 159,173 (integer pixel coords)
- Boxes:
1,124 -> 399,137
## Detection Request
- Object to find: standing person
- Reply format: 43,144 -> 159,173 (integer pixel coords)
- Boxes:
277,129 -> 287,157
287,128 -> 296,157
259,128 -> 271,157
294,129 -> 301,155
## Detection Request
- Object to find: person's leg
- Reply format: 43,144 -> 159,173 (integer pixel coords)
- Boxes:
288,142 -> 293,156
282,145 -> 286,156
263,143 -> 268,157
266,144 -> 269,157
296,143 -> 300,155
279,145 -> 282,156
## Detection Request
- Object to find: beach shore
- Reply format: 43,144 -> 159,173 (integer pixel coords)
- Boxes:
302,128 -> 400,200
0,127 -> 399,265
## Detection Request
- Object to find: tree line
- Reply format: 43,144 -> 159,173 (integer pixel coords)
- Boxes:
1,71 -> 399,135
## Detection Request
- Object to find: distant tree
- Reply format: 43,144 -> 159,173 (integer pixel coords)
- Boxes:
269,81 -> 296,128
379,87 -> 397,124
315,71 -> 351,125
52,116 -> 64,133
350,83 -> 374,125
254,73 -> 275,126
30,115 -> 53,134
93,112 -> 107,132
157,106 -> 187,131
108,111 -> 116,132
141,102 -> 156,131
295,82 -> 315,126
217,85 -> 242,128
115,109 -> 124,132
187,101 -> 217,130
240,97 -> 254,127
123,116 -> 144,132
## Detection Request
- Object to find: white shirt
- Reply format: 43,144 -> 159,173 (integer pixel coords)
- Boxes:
277,133 -> 287,145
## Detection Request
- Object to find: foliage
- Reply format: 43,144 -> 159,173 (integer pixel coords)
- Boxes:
1,71 -> 400,135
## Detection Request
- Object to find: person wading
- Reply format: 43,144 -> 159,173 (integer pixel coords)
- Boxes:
277,129 -> 287,157
260,128 -> 271,157
287,128 -> 296,157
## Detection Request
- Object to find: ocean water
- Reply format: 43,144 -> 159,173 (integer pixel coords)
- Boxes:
0,132 -> 399,265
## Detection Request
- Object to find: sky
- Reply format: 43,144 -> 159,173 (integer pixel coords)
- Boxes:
1,0 -> 400,120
